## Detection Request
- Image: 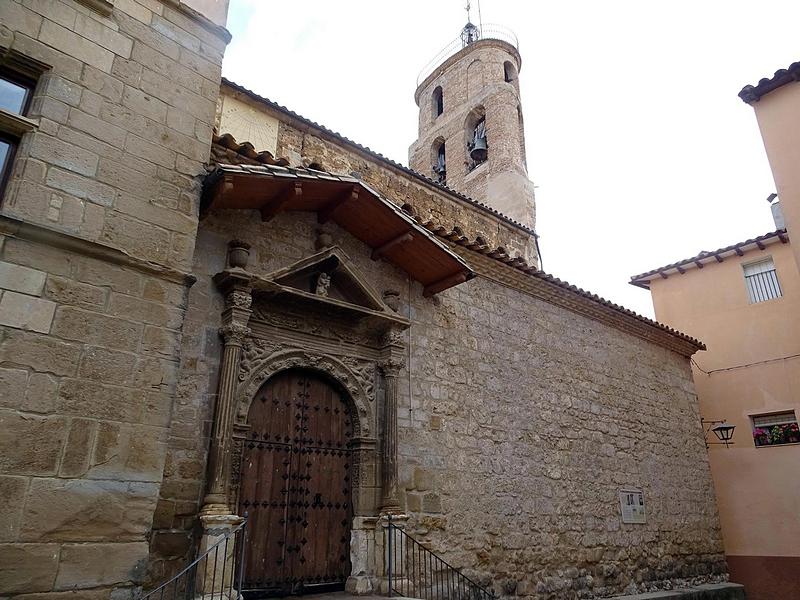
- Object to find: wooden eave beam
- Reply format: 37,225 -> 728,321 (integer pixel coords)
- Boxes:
735,248 -> 744,256
200,174 -> 233,218
261,181 -> 302,221
658,271 -> 668,279
694,260 -> 704,269
714,254 -> 724,263
676,265 -> 686,274
423,271 -> 468,297
778,232 -> 789,243
318,186 -> 358,224
371,231 -> 414,260
756,240 -> 766,250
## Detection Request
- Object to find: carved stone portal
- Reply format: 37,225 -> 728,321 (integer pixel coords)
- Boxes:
203,245 -> 410,594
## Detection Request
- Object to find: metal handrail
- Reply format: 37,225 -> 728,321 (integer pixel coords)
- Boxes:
416,24 -> 519,87
385,515 -> 495,600
139,517 -> 247,600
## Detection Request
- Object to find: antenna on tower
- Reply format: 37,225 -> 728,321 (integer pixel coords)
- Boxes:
476,0 -> 483,31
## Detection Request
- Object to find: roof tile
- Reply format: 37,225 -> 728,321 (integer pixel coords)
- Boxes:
630,229 -> 788,286
739,61 -> 800,103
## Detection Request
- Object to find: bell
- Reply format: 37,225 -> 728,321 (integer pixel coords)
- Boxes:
470,136 -> 487,162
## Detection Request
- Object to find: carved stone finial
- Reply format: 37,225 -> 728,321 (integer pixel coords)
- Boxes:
315,272 -> 331,297
316,230 -> 333,250
227,240 -> 251,269
382,290 -> 401,312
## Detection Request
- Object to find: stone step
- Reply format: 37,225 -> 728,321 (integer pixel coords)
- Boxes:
611,582 -> 746,600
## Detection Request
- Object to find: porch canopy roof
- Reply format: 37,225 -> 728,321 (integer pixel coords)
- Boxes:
201,163 -> 475,296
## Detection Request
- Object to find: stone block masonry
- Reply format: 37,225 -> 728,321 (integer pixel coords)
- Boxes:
0,0 -> 228,272
0,226 -> 192,597
170,202 -> 726,599
0,0 -> 229,597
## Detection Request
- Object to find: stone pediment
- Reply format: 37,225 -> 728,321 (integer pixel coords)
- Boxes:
252,246 -> 409,328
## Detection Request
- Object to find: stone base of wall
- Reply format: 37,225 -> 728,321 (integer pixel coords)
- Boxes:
612,582 -> 745,599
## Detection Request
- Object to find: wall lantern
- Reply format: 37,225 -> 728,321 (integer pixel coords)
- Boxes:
701,418 -> 735,448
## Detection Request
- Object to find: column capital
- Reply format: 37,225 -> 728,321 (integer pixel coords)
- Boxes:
379,327 -> 405,349
219,322 -> 250,345
380,357 -> 405,377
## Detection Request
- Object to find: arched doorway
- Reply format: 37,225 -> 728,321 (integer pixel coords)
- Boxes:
239,369 -> 353,595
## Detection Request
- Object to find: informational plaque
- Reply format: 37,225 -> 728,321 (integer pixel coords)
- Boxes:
619,488 -> 646,524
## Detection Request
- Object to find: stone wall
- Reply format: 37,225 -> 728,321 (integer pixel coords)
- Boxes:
399,268 -> 725,598
167,202 -> 724,599
0,0 -> 227,596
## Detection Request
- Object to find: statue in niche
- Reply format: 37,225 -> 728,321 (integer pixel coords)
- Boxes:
315,272 -> 331,297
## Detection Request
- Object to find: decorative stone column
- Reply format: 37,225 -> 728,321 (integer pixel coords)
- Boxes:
196,514 -> 244,599
379,356 -> 404,513
201,247 -> 253,516
376,512 -> 410,595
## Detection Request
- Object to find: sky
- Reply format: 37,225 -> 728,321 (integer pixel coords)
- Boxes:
221,0 -> 799,319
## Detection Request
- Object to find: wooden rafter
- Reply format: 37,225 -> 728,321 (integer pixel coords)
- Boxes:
371,232 -> 414,260
261,181 -> 302,222
318,186 -> 358,224
423,272 -> 468,297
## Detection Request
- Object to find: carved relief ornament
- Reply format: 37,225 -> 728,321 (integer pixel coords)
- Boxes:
225,290 -> 253,310
236,348 -> 375,437
220,322 -> 250,345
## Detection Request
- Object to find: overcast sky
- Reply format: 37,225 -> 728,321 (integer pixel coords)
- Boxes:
221,0 -> 798,319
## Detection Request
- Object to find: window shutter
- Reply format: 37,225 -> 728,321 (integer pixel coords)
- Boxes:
743,258 -> 782,303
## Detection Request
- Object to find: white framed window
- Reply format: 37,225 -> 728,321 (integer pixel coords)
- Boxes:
752,411 -> 799,447
743,258 -> 782,303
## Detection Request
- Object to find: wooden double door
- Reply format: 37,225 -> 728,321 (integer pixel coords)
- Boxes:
239,369 -> 353,595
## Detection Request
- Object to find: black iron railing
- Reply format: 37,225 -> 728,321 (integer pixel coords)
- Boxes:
385,516 -> 494,600
140,517 -> 247,600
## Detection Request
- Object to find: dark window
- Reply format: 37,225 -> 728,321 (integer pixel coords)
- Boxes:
432,86 -> 443,117
0,72 -> 34,115
504,61 -> 516,83
433,141 -> 446,183
0,70 -> 36,198
0,134 -> 17,198
467,117 -> 487,170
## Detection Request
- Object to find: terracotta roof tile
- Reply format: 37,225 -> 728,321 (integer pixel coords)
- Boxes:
629,229 -> 789,288
739,61 -> 800,103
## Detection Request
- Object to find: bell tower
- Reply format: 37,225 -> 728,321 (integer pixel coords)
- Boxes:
409,20 -> 536,230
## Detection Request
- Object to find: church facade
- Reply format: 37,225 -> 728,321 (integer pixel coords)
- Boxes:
0,3 -> 735,599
